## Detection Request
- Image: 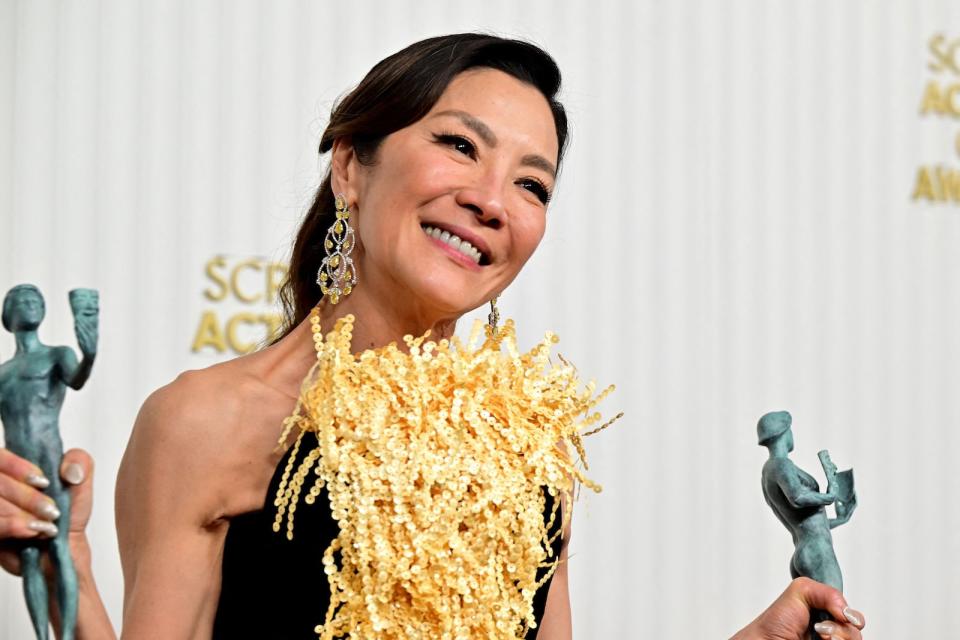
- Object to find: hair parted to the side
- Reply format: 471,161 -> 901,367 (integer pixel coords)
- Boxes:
272,33 -> 568,342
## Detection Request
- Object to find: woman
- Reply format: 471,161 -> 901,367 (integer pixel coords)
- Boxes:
0,34 -> 865,639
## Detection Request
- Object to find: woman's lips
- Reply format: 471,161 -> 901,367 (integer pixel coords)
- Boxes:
424,231 -> 484,272
420,222 -> 492,264
420,223 -> 496,270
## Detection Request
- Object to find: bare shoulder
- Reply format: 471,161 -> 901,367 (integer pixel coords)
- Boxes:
114,358 -> 278,635
118,356 -> 296,526
118,360 -> 261,522
129,362 -> 247,460
137,363 -> 241,437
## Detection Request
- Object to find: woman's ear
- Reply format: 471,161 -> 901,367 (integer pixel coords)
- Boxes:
330,138 -> 360,204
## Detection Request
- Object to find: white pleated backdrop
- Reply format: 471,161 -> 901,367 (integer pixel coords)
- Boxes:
2,1 -> 959,638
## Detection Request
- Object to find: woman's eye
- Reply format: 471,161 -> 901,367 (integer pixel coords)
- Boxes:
434,133 -> 476,158
517,178 -> 551,205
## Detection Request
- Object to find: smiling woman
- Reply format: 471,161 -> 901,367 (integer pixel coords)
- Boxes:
205,36 -> 576,639
275,35 -> 567,346
0,32 -> 865,640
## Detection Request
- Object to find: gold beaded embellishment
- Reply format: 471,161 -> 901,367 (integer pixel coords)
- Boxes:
316,194 -> 357,305
273,307 -> 619,639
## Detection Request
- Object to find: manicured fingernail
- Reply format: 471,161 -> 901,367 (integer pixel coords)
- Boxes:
25,473 -> 49,489
62,463 -> 84,485
814,621 -> 837,636
28,520 -> 58,536
38,501 -> 61,521
843,606 -> 864,626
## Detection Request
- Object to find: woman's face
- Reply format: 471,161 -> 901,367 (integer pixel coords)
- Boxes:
338,68 -> 559,323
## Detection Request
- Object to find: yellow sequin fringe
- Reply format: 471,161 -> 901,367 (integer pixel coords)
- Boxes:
273,308 -> 618,639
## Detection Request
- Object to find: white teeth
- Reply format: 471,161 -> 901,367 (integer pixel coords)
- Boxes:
422,225 -> 482,265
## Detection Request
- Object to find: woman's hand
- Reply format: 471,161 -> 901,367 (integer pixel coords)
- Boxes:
0,448 -> 113,639
733,577 -> 865,640
0,447 -> 93,576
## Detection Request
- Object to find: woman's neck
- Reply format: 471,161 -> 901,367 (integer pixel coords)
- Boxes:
257,290 -> 458,399
324,288 -> 457,352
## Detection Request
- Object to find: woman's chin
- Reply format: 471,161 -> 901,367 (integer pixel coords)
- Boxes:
403,285 -> 485,324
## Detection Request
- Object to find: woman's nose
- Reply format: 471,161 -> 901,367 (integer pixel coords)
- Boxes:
454,183 -> 506,230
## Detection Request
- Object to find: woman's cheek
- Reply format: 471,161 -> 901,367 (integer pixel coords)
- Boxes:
418,162 -> 466,194
514,212 -> 547,261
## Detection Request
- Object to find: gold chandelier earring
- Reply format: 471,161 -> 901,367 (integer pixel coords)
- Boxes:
316,194 -> 358,304
487,295 -> 500,334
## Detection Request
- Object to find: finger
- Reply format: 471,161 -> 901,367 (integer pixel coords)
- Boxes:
0,473 -> 60,521
0,546 -> 24,576
813,621 -> 862,639
841,607 -> 865,629
60,449 -> 92,486
61,449 -> 94,532
791,577 -> 866,629
0,511 -> 59,539
0,448 -> 48,489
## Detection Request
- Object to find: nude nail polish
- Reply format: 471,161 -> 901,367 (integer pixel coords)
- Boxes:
39,502 -> 61,521
27,520 -> 58,536
25,473 -> 50,489
62,463 -> 84,485
843,606 -> 864,627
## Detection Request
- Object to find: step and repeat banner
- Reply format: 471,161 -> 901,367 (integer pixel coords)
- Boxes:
3,1 -> 960,638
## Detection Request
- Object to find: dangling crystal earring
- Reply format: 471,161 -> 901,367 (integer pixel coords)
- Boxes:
487,296 -> 500,333
316,194 -> 358,304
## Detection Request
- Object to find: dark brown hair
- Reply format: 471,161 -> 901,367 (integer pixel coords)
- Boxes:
274,33 -> 568,340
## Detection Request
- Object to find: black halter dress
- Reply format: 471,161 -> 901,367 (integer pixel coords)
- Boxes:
212,430 -> 561,639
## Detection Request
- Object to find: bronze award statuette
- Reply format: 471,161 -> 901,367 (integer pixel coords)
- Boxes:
757,411 -> 857,640
0,285 -> 99,640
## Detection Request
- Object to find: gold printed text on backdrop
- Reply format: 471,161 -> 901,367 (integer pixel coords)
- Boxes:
191,256 -> 288,354
913,33 -> 960,205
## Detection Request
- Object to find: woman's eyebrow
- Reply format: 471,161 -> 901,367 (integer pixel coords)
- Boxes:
432,109 -> 556,178
522,154 -> 556,179
432,109 -> 498,147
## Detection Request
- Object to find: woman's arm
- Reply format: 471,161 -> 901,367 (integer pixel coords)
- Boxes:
64,537 -> 116,640
536,475 -> 573,640
115,377 -> 232,639
534,543 -> 571,639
